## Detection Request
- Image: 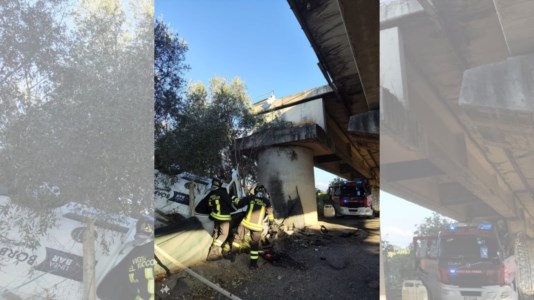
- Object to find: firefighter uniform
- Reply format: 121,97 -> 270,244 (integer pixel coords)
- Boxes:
96,216 -> 155,300
233,188 -> 274,269
203,179 -> 234,261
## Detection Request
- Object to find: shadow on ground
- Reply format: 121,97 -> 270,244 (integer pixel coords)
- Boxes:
156,215 -> 380,300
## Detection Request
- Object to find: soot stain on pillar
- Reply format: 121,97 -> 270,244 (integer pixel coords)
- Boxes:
268,174 -> 287,218
268,175 -> 304,221
275,147 -> 298,162
286,186 -> 304,218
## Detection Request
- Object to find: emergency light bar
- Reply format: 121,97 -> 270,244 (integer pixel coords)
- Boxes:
448,222 -> 493,231
478,222 -> 492,230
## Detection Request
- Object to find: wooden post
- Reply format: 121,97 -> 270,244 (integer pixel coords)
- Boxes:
189,181 -> 196,217
83,218 -> 96,300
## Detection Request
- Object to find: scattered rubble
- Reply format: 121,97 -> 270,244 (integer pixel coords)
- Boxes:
156,217 -> 379,299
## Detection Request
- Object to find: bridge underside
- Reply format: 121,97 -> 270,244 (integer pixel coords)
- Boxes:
381,0 -> 534,237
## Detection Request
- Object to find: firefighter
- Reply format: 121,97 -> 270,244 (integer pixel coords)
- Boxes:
96,216 -> 155,300
232,184 -> 275,269
203,177 -> 234,261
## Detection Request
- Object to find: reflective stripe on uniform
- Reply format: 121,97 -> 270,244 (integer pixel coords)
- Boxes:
242,200 -> 264,231
250,250 -> 259,260
145,267 -> 154,297
232,242 -> 241,248
241,219 -> 263,231
210,212 -> 231,221
259,206 -> 265,224
209,195 -> 231,220
268,213 -> 274,221
213,239 -> 223,247
246,203 -> 254,221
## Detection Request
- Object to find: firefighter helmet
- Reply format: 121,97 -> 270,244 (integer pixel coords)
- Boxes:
135,215 -> 154,239
254,184 -> 267,197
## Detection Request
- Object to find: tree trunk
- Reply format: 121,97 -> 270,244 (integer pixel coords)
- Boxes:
189,181 -> 196,217
83,218 -> 96,300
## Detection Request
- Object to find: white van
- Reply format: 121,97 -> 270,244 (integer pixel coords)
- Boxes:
402,280 -> 428,300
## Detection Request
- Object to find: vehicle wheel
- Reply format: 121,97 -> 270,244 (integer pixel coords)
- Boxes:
515,233 -> 534,298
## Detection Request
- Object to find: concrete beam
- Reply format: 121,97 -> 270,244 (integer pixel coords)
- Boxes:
382,160 -> 444,182
460,53 -> 534,113
234,124 -> 329,153
348,110 -> 379,135
493,0 -> 534,56
338,0 -> 379,110
314,154 -> 341,164
380,0 -> 424,29
437,182 -> 475,206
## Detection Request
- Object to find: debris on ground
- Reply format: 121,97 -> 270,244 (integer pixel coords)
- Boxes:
156,217 -> 379,300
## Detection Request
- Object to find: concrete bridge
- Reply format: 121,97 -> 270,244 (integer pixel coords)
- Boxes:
381,0 -> 534,238
234,0 -> 379,229
381,2 -> 534,297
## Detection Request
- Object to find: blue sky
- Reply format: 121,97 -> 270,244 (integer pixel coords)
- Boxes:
381,191 -> 452,247
155,1 -> 339,189
155,1 -> 327,102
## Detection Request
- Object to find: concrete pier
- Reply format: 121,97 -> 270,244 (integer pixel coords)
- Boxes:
258,146 -> 318,228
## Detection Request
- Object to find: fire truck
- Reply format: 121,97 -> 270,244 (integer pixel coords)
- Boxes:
327,179 -> 376,217
413,221 -> 518,300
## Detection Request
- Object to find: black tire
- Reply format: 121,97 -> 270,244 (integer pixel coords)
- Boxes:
515,233 -> 534,298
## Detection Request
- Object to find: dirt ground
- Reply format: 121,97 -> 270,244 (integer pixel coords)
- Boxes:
155,216 -> 380,299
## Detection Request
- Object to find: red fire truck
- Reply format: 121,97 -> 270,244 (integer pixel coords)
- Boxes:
327,179 -> 376,217
413,222 -> 517,300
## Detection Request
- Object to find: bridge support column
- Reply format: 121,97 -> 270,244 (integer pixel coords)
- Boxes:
258,146 -> 318,229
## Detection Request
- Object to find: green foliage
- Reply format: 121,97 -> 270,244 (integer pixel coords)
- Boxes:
1,0 -> 154,217
384,248 -> 417,289
414,212 -> 452,236
156,77 -> 262,179
0,0 -> 68,138
0,2 -> 153,295
154,18 -> 189,138
329,177 -> 346,186
0,0 -> 71,248
254,112 -> 293,133
316,191 -> 330,213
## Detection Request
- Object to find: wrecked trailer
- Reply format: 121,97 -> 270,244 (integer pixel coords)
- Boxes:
154,217 -> 212,278
153,169 -> 247,277
0,193 -> 150,299
154,169 -> 247,230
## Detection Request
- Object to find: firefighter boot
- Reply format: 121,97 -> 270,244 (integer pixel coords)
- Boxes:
249,259 -> 259,270
206,245 -> 222,261
222,248 -> 234,261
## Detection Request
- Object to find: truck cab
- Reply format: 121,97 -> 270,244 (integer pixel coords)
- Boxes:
327,179 -> 375,217
414,222 -> 517,300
